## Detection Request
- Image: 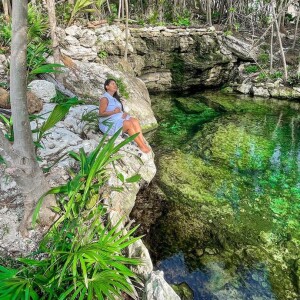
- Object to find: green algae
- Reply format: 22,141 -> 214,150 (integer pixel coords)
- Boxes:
148,91 -> 300,299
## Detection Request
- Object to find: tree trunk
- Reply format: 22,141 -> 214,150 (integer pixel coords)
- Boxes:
272,0 -> 288,81
46,0 -> 60,75
8,0 -> 56,236
2,0 -> 11,20
118,0 -> 122,19
124,0 -> 129,61
207,0 -> 212,26
106,0 -> 111,14
292,12 -> 300,49
270,23 -> 274,72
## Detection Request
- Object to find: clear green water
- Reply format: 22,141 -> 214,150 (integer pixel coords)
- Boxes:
147,91 -> 300,300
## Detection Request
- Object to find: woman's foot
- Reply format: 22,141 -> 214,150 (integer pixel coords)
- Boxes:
139,145 -> 151,153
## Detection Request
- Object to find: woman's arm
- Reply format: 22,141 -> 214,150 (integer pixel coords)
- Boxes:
99,97 -> 121,117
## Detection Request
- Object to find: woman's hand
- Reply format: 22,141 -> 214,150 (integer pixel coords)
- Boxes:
122,113 -> 128,119
113,108 -> 121,114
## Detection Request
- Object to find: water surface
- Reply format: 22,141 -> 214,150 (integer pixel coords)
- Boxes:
145,91 -> 300,300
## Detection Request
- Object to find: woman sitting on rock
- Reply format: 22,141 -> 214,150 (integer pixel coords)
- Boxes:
99,78 -> 151,153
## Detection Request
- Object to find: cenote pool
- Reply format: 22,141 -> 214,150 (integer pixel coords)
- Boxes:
139,91 -> 300,300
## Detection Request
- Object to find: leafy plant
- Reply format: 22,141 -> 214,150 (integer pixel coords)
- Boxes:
97,50 -> 108,59
244,65 -> 259,74
0,217 -> 141,300
50,91 -> 73,105
56,2 -> 72,26
27,41 -> 64,80
81,109 -> 100,132
173,10 -> 191,27
0,114 -> 13,142
258,52 -> 269,66
270,71 -> 283,80
0,82 -> 8,88
258,72 -> 267,81
233,23 -> 240,31
0,16 -> 11,47
148,10 -> 159,25
0,98 -> 80,154
33,128 -> 139,224
224,30 -> 233,36
0,128 -> 143,299
33,97 -> 81,150
68,0 -> 94,26
107,75 -> 129,99
27,4 -> 48,41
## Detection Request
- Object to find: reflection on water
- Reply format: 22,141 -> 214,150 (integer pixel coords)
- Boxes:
158,253 -> 275,300
147,91 -> 300,299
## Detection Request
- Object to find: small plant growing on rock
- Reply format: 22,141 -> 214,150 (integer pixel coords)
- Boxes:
98,50 -> 108,59
270,71 -> 283,80
244,65 -> 259,74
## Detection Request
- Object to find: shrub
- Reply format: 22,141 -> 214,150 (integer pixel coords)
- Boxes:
244,65 -> 259,74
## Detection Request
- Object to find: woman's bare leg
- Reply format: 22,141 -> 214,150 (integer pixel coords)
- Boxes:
129,117 -> 147,142
123,120 -> 151,153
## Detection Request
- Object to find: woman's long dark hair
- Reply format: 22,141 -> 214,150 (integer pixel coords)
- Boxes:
104,78 -> 124,110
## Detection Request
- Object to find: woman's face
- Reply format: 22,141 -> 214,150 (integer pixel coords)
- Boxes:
106,80 -> 118,93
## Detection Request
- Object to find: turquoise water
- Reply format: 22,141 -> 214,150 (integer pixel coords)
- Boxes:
146,91 -> 300,299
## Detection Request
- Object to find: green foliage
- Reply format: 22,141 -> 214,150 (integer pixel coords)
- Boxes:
50,91 -> 73,105
97,50 -> 108,59
269,71 -> 283,80
173,10 -> 191,27
137,17 -> 146,26
224,30 -> 233,36
233,23 -> 240,31
0,98 -> 80,156
0,217 -> 141,300
107,75 -> 129,99
212,11 -> 221,22
33,128 -> 139,224
81,109 -> 100,132
33,98 -> 81,150
0,130 -> 143,299
0,156 -> 5,165
56,2 -> 72,25
258,72 -> 267,81
0,114 -> 13,142
148,10 -> 159,25
0,16 -> 11,47
244,65 -> 259,74
27,4 -> 48,41
107,3 -> 118,24
68,0 -> 94,26
258,52 -> 269,66
287,73 -> 300,86
0,4 -> 63,79
27,41 -> 64,80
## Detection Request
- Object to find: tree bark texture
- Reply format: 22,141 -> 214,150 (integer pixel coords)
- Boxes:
2,0 -> 11,20
8,0 -> 56,236
124,0 -> 129,60
272,0 -> 288,81
46,0 -> 60,69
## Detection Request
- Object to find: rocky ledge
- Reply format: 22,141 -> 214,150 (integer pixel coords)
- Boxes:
0,78 -> 179,299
